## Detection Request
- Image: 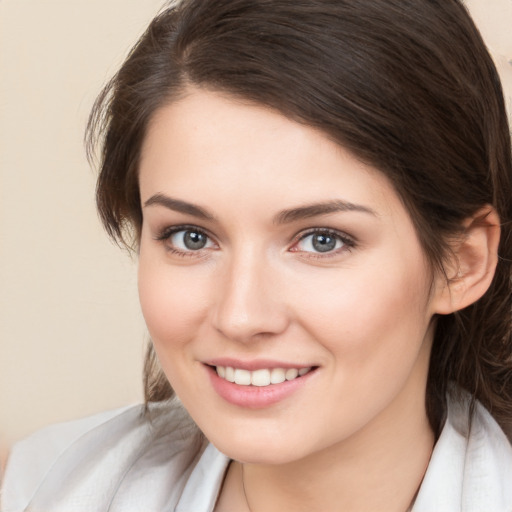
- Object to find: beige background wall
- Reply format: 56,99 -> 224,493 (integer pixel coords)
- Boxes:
1,0 -> 511,467
0,0 -> 164,467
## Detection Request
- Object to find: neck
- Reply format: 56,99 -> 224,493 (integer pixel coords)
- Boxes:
235,386 -> 434,512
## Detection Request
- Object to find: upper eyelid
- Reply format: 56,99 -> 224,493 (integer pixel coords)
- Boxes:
155,224 -> 214,241
289,229 -> 356,260
290,228 -> 356,255
293,227 -> 355,243
155,225 -> 218,256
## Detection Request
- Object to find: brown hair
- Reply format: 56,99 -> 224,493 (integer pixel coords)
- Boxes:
87,0 -> 512,436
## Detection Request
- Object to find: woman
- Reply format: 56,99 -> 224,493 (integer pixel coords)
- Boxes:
3,0 -> 512,510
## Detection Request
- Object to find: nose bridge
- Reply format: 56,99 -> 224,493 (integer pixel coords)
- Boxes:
212,244 -> 288,342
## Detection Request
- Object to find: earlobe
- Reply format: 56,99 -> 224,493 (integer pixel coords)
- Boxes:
433,206 -> 501,315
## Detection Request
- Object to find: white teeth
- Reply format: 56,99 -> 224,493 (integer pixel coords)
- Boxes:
285,368 -> 299,381
215,365 -> 312,386
270,368 -> 286,384
225,366 -> 235,382
251,369 -> 271,387
234,369 -> 251,385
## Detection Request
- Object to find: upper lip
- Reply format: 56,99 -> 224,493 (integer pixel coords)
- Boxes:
203,358 -> 316,371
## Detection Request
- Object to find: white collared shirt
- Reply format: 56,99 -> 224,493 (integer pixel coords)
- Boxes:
2,391 -> 512,511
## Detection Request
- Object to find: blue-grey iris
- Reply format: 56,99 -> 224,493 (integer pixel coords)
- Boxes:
184,231 -> 208,250
312,233 -> 337,252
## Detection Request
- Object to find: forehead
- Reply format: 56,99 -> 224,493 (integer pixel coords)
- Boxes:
139,88 -> 402,220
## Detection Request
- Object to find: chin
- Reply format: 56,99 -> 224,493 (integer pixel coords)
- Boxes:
205,426 -> 313,465
220,444 -> 302,465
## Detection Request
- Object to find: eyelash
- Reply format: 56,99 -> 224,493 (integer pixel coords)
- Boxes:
154,225 -> 356,258
291,228 -> 356,259
154,225 -> 216,258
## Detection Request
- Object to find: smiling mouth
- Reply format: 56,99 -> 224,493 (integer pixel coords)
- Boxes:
213,365 -> 314,387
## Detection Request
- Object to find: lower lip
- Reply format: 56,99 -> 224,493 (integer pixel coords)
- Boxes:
205,365 -> 316,409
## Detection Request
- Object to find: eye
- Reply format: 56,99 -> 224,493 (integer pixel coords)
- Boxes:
173,229 -> 212,250
292,229 -> 353,255
156,226 -> 216,253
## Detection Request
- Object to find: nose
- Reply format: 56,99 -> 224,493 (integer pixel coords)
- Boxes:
211,250 -> 290,343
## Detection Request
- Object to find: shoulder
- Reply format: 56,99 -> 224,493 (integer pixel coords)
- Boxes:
413,387 -> 512,512
1,400 -> 206,512
2,405 -> 136,508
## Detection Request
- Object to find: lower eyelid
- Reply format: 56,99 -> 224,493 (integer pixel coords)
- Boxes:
151,226 -> 215,257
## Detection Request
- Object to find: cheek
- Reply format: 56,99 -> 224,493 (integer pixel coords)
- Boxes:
292,257 -> 433,434
293,254 -> 432,365
137,257 -> 209,348
137,256 -> 213,397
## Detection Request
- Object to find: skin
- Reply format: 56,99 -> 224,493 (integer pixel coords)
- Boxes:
137,88 -> 452,511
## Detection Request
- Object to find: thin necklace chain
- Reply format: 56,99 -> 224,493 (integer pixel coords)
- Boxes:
241,461 -> 419,512
241,463 -> 253,512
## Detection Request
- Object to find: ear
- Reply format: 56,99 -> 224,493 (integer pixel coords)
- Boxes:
433,206 -> 501,315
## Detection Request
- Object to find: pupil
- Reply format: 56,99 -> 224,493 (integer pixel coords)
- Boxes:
312,234 -> 336,252
184,231 -> 207,250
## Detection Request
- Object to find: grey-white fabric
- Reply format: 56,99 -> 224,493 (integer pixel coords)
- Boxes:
2,390 -> 512,512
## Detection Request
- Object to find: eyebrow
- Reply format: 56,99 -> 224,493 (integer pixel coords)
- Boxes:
274,200 -> 377,224
144,193 -> 216,221
143,193 -> 376,224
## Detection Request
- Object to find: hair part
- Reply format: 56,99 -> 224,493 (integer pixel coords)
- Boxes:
87,0 -> 512,436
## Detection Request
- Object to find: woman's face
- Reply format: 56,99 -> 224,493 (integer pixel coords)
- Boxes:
138,88 -> 443,464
